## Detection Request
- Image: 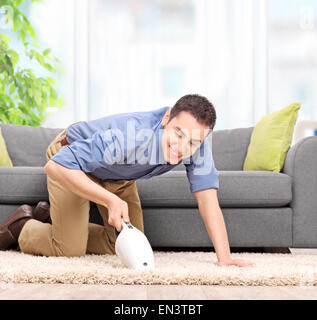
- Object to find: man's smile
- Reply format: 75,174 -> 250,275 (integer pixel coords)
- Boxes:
168,144 -> 182,160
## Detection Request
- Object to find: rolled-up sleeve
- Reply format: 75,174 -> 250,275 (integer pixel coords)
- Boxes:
185,137 -> 219,193
50,146 -> 82,170
50,130 -> 107,173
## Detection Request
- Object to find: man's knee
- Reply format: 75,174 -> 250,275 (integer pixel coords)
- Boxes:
56,242 -> 87,257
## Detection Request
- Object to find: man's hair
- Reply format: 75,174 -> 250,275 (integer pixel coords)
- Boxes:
168,94 -> 217,131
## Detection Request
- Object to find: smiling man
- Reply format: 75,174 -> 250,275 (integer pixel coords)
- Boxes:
0,94 -> 254,267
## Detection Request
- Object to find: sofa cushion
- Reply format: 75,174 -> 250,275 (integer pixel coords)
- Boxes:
214,171 -> 292,207
0,167 -> 47,203
137,170 -> 292,208
0,123 -> 255,171
0,167 -> 292,208
0,124 -> 64,167
210,127 -> 254,171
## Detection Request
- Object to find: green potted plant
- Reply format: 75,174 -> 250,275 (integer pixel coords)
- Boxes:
0,0 -> 65,126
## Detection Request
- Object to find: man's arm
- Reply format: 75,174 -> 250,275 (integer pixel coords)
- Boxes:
194,188 -> 255,267
44,160 -> 129,231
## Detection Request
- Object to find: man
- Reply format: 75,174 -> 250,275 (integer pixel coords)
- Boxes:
0,94 -> 254,267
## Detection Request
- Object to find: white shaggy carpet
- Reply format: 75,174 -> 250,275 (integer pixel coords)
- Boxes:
0,250 -> 316,286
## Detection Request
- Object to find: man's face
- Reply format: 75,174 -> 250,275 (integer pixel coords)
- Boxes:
161,109 -> 211,164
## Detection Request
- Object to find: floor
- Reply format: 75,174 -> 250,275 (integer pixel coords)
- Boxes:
0,248 -> 316,300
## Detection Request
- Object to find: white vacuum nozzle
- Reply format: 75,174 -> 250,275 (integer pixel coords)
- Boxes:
114,219 -> 155,270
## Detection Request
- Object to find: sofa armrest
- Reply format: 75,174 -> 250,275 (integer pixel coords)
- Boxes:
282,136 -> 317,247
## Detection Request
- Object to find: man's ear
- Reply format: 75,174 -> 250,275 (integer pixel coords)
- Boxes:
161,108 -> 171,126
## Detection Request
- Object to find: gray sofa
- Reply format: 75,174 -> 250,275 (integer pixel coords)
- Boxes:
1,123 -> 316,249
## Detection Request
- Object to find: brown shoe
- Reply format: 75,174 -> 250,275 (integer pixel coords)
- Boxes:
33,201 -> 51,224
0,205 -> 33,250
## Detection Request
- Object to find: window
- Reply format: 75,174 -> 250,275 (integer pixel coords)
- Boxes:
268,0 -> 317,120
25,0 -> 315,131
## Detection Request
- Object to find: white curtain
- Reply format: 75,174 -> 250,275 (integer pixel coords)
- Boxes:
31,0 -> 316,130
85,0 -> 267,130
31,0 -> 266,129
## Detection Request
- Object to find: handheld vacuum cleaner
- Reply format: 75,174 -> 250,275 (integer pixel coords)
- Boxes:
114,219 -> 155,270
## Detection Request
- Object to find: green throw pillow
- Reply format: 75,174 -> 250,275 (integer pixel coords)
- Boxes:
0,127 -> 13,167
243,102 -> 301,172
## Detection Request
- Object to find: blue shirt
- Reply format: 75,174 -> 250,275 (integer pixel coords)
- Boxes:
50,106 -> 219,193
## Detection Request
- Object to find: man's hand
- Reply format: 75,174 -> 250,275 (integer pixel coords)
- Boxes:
107,194 -> 130,232
194,189 -> 256,269
217,258 -> 256,267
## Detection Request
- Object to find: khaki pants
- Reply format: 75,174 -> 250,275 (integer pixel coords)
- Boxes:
18,123 -> 144,257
